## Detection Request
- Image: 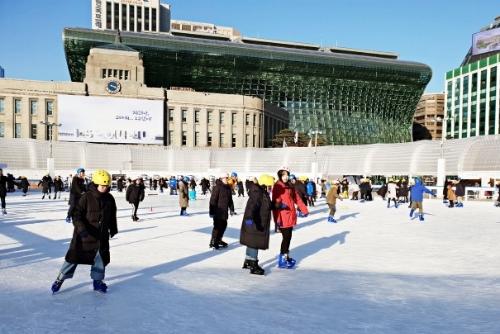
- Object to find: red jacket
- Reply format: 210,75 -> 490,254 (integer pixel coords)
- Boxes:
272,180 -> 308,228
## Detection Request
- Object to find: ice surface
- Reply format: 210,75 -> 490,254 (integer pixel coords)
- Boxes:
1,190 -> 499,333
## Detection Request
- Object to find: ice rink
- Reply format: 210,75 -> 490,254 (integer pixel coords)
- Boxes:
1,189 -> 499,333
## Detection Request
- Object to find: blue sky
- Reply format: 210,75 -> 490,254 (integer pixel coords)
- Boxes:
0,0 -> 497,92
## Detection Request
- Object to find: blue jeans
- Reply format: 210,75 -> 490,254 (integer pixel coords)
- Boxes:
245,247 -> 258,261
57,252 -> 105,281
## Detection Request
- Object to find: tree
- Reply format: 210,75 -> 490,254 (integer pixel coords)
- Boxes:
271,129 -> 329,147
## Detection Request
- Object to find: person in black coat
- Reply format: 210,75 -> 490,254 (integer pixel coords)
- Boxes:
19,177 -> 29,196
38,174 -> 53,199
200,177 -> 210,195
126,178 -> 145,221
209,174 -> 235,249
454,179 -> 466,207
117,176 -> 125,192
237,180 -> 245,197
240,177 -> 273,275
53,176 -> 64,200
0,169 -> 7,214
7,173 -> 15,192
66,168 -> 87,223
51,170 -> 118,294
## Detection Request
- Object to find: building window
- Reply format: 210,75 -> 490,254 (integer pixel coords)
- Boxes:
207,110 -> 213,124
152,8 -> 157,31
182,131 -> 187,146
121,4 -> 127,30
46,100 -> 54,116
144,6 -> 150,31
219,133 -> 225,146
195,110 -> 200,123
129,5 -> 135,31
14,99 -> 22,114
0,98 -> 4,113
253,134 -> 256,147
124,70 -> 129,80
245,114 -> 250,125
31,124 -> 37,139
207,132 -> 212,146
137,5 -> 142,32
232,112 -> 237,125
168,108 -> 174,122
46,124 -> 53,140
30,100 -> 38,115
114,3 -> 119,30
232,134 -> 236,147
119,70 -> 123,80
168,130 -> 173,145
102,69 -> 107,78
106,1 -> 112,29
195,131 -> 199,146
219,111 -> 225,124
245,134 -> 249,147
0,122 -> 4,138
253,114 -> 257,126
15,123 -> 22,138
181,109 -> 187,122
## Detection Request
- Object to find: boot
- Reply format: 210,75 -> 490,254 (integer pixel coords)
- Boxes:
209,237 -> 220,250
248,260 -> 265,275
419,214 -> 424,222
278,254 -> 288,268
218,240 -> 228,248
387,199 -> 390,208
51,279 -> 64,294
286,255 -> 296,268
2,209 -> 6,215
327,216 -> 337,223
42,195 -> 45,200
93,280 -> 108,293
242,259 -> 252,269
409,209 -> 415,218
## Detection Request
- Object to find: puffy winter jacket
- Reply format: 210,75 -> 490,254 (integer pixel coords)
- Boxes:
272,180 -> 308,229
209,180 -> 234,221
126,183 -> 145,203
240,182 -> 272,250
306,181 -> 315,196
410,179 -> 434,202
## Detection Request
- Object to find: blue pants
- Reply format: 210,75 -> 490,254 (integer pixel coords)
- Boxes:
245,247 -> 259,260
57,252 -> 105,281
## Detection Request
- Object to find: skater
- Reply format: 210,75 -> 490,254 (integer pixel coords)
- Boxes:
53,176 -> 64,200
306,178 -> 315,206
19,177 -> 30,196
189,177 -> 197,200
51,169 -> 118,294
126,177 -> 145,221
341,178 -> 349,199
326,180 -> 342,223
454,179 -> 465,207
0,169 -> 7,215
200,177 -> 210,195
272,167 -> 308,269
237,180 -> 245,197
442,179 -> 450,203
7,173 -> 15,193
117,176 -> 125,192
209,173 -> 235,249
409,178 -> 436,221
240,174 -> 274,275
169,176 -> 177,195
178,176 -> 189,216
386,179 -> 399,208
350,182 -> 359,200
38,173 -> 53,199
66,168 -> 86,223
447,183 -> 456,208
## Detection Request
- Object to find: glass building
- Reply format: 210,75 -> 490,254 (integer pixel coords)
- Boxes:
445,17 -> 500,139
63,28 -> 431,145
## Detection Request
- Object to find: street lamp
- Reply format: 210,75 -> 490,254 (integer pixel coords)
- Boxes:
40,121 -> 62,159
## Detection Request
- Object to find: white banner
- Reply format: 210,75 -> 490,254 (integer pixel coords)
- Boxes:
57,95 -> 164,144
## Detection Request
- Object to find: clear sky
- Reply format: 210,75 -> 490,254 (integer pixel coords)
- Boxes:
0,0 -> 497,93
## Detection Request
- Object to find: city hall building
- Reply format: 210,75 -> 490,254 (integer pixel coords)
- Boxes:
444,16 -> 500,139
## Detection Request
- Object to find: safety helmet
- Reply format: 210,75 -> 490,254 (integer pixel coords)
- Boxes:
76,167 -> 85,174
183,176 -> 190,183
231,171 -> 238,177
278,166 -> 290,173
258,174 -> 275,187
92,169 -> 111,186
289,174 -> 296,180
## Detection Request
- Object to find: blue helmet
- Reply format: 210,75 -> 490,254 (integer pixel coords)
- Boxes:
231,172 -> 238,177
183,176 -> 190,183
76,167 -> 85,174
289,174 -> 296,180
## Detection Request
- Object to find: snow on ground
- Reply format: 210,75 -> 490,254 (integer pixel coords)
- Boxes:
1,189 -> 500,333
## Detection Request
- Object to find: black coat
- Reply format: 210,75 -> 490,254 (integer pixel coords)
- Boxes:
38,175 -> 52,193
209,180 -> 234,221
455,181 -> 465,197
70,176 -> 86,201
54,179 -> 64,192
240,183 -> 272,250
0,175 -> 7,197
126,183 -> 145,204
292,181 -> 308,204
65,184 -> 118,266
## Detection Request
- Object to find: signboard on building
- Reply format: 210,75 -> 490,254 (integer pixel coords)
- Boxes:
57,95 -> 164,144
472,27 -> 500,56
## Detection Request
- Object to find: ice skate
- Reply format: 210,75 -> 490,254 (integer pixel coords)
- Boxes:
51,280 -> 64,294
93,280 -> 108,294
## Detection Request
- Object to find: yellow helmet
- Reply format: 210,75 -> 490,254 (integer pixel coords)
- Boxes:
92,169 -> 111,186
258,174 -> 274,187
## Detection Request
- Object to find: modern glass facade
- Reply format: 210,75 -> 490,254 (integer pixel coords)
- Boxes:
445,54 -> 499,139
63,28 -> 432,145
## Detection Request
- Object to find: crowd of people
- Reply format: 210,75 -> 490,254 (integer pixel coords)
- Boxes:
1,166 -> 499,292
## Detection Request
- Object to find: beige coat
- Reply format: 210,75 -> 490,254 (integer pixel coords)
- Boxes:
178,181 -> 189,207
326,185 -> 339,205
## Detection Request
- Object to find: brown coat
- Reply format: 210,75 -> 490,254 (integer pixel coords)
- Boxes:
178,181 -> 189,207
447,187 -> 457,201
326,185 -> 340,205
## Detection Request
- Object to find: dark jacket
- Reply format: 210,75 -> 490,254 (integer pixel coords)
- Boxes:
70,176 -> 86,199
292,181 -> 308,204
117,178 -> 124,191
455,181 -> 465,197
19,178 -> 29,192
0,175 -> 7,197
209,180 -> 234,221
65,183 -> 118,266
126,183 -> 145,204
38,175 -> 52,193
240,182 -> 272,250
54,178 -> 65,192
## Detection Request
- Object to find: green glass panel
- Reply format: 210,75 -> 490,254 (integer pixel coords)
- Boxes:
479,59 -> 488,68
471,62 -> 478,71
446,71 -> 453,80
454,68 -> 461,77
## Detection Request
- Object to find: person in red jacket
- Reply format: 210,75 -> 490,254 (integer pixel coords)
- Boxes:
272,166 -> 308,269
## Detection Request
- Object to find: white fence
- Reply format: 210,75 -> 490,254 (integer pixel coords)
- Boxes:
1,136 -> 500,179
